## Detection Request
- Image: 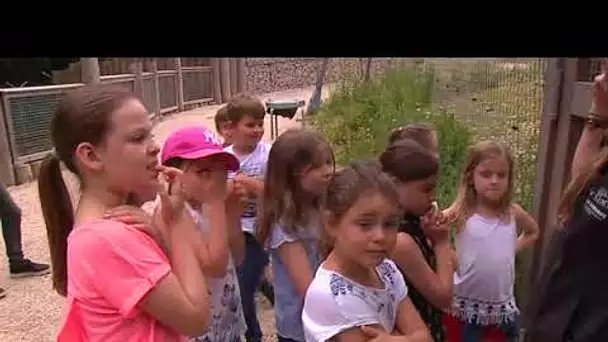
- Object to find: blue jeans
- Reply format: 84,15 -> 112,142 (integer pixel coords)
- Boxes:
236,233 -> 269,342
462,314 -> 520,342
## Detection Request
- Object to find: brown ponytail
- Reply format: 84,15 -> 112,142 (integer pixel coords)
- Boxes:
38,154 -> 74,296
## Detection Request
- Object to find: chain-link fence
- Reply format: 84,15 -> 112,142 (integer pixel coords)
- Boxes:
422,58 -> 545,212
415,58 -> 545,305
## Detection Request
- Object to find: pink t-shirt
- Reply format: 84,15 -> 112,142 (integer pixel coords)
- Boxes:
57,219 -> 185,342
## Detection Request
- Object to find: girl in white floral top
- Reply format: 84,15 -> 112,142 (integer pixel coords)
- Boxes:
302,159 -> 432,342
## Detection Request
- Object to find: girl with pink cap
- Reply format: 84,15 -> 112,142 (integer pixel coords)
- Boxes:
151,125 -> 248,342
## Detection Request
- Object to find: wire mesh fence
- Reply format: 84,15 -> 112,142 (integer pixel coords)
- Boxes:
422,58 -> 545,212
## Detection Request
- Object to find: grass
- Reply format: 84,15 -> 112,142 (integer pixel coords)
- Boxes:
313,63 -> 472,209
314,59 -> 545,305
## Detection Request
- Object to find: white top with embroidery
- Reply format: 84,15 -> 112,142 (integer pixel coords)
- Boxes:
185,203 -> 247,342
451,213 -> 519,326
302,259 -> 408,342
224,142 -> 272,234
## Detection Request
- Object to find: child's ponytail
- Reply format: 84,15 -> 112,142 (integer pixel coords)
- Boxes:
38,154 -> 74,297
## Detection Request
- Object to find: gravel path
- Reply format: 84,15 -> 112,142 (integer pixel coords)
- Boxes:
0,85 -> 330,342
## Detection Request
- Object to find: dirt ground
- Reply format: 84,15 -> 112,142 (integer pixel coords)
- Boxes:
0,85 -> 330,342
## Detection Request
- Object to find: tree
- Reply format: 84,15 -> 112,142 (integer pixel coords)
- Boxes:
306,58 -> 330,116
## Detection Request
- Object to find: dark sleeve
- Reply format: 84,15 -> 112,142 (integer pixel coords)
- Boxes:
527,172 -> 608,341
562,174 -> 608,254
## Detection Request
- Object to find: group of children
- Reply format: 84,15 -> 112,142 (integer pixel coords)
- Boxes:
38,85 -> 540,342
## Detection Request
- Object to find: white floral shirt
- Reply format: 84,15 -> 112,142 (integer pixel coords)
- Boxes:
302,259 -> 408,342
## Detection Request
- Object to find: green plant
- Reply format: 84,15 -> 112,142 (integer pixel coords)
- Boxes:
313,65 -> 472,208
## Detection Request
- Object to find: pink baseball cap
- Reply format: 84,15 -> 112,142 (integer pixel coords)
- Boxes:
161,126 -> 240,171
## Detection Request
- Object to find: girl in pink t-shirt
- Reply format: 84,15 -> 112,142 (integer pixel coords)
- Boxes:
37,84 -> 218,341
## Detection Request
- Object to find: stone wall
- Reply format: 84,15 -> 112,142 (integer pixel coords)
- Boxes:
244,58 -> 406,94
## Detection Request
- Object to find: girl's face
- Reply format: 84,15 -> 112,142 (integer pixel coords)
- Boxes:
329,191 -> 400,269
299,148 -> 334,196
396,175 -> 438,217
180,156 -> 230,203
472,155 -> 510,204
81,99 -> 160,202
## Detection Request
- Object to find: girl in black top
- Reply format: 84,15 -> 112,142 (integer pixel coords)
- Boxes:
380,138 -> 454,342
526,63 -> 608,342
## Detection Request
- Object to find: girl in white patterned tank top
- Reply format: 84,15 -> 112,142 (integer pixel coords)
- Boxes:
442,141 -> 539,342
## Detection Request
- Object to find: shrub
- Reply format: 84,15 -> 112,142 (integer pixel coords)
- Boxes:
313,65 -> 472,208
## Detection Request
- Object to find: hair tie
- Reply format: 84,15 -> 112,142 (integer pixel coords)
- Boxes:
49,147 -> 59,160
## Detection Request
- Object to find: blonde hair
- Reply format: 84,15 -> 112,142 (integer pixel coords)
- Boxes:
452,140 -> 515,222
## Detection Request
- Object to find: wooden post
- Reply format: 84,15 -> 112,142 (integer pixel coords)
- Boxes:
129,59 -> 144,98
211,58 -> 222,104
80,58 -> 100,84
175,58 -> 185,111
229,58 -> 238,97
149,59 -> 162,119
0,95 -> 15,185
220,58 -> 232,102
523,58 -> 591,341
236,58 -> 246,93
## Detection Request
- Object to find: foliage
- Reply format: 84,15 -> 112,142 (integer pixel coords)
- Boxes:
313,65 -> 473,208
314,59 -> 545,306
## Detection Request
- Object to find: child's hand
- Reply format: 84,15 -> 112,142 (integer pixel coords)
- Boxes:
104,205 -> 160,240
361,325 -> 398,341
157,165 -> 187,227
105,205 -> 153,230
441,205 -> 460,225
226,178 -> 248,217
234,173 -> 255,194
421,208 -> 450,245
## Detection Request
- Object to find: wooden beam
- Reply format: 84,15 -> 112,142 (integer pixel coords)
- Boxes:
570,81 -> 593,118
0,95 -> 15,185
236,58 -> 246,93
229,58 -> 238,97
80,58 -> 100,84
129,59 -> 144,98
220,58 -> 231,102
539,58 -> 579,255
175,58 -> 185,111
211,59 -> 222,104
149,59 -> 162,119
